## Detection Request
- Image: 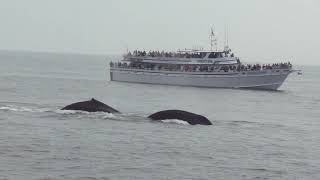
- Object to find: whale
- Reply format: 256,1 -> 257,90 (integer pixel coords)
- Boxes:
148,110 -> 212,125
61,98 -> 119,113
61,100 -> 211,125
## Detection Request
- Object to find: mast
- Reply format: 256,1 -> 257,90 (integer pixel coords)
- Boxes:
224,25 -> 229,51
226,25 -> 229,49
224,25 -> 226,49
210,27 -> 217,51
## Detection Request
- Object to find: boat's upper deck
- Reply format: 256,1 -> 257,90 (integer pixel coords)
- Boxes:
123,49 -> 239,65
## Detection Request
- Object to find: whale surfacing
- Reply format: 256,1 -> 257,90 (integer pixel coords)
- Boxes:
148,110 -> 212,125
61,98 -> 119,113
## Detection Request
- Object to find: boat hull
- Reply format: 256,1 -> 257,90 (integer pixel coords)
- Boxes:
110,68 -> 292,90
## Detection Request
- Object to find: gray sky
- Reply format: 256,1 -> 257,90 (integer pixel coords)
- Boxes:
0,0 -> 319,64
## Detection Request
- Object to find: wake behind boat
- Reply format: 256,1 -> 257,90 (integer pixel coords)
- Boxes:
109,30 -> 296,90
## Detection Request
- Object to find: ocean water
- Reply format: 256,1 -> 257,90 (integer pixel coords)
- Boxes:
0,50 -> 319,180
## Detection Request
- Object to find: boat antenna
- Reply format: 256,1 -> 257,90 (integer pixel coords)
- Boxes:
224,25 -> 226,50
125,45 -> 129,53
210,26 -> 218,51
224,24 -> 229,51
227,25 -> 229,49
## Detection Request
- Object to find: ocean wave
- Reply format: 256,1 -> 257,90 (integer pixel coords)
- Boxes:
229,120 -> 257,124
0,106 -> 18,111
102,113 -> 136,122
225,120 -> 285,129
0,105 -> 50,113
102,113 -> 151,124
245,168 -> 285,175
0,105 -> 189,125
0,104 -> 121,119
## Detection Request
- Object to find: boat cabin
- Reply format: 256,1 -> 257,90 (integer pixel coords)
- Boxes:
118,49 -> 241,72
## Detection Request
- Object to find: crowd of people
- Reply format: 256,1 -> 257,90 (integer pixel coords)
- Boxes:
126,50 -> 234,59
127,50 -> 203,58
240,62 -> 292,71
110,61 -> 292,73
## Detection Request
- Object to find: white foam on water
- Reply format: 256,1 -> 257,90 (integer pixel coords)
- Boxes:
36,108 -> 52,113
161,119 -> 190,125
0,106 -> 35,112
54,109 -> 90,115
0,106 -> 18,111
0,106 -> 49,113
0,105 -> 115,118
19,107 -> 33,112
103,113 -> 117,119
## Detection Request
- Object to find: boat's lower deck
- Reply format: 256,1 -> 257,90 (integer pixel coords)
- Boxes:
109,68 -> 292,90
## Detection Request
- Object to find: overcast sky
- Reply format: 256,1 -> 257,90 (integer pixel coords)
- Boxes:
0,0 -> 319,64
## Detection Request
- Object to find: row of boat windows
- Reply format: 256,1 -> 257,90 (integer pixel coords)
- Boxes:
126,50 -> 234,59
110,62 -> 292,72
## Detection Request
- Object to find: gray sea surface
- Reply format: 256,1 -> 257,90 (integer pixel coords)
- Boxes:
0,50 -> 319,180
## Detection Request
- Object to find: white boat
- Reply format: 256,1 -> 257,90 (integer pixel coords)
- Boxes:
109,31 -> 295,90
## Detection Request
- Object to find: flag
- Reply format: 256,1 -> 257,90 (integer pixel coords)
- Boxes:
211,27 -> 214,36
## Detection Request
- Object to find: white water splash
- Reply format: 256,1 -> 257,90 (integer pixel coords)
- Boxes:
161,119 -> 190,125
54,109 -> 90,115
103,113 -> 117,119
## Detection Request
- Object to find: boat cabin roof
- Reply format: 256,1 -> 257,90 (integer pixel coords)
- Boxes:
177,49 -> 226,53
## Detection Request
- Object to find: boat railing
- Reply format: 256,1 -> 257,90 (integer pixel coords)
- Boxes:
110,61 -> 292,73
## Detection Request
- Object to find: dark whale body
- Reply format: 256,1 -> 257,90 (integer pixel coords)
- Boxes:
148,110 -> 212,125
61,98 -> 119,113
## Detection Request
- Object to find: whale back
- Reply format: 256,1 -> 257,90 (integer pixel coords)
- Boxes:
148,110 -> 212,125
61,98 -> 119,113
